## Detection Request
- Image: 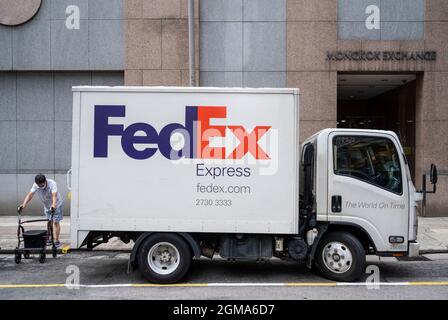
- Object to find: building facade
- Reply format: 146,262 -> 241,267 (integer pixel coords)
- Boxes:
0,0 -> 124,215
1,0 -> 447,216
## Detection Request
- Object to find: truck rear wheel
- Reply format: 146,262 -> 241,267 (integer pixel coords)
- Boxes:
315,232 -> 365,282
137,233 -> 192,284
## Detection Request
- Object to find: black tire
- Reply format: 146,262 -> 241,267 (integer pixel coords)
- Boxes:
52,247 -> 57,258
14,251 -> 21,264
137,233 -> 192,284
24,251 -> 30,259
315,232 -> 365,282
39,252 -> 46,264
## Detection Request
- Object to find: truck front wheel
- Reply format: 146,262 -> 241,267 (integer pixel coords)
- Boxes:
315,232 -> 365,282
137,233 -> 192,284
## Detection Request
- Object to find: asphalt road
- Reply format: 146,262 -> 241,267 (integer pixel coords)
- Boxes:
1,251 -> 448,300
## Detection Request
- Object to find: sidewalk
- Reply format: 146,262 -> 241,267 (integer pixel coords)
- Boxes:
0,216 -> 447,253
0,216 -> 131,252
417,217 -> 448,253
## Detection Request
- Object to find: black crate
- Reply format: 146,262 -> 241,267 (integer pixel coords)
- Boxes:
23,230 -> 47,249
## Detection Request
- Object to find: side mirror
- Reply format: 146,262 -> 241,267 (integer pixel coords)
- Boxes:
417,163 -> 438,194
430,164 -> 438,185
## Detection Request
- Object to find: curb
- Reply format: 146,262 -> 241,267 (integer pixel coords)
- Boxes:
1,248 -> 447,255
419,249 -> 448,254
0,248 -> 132,255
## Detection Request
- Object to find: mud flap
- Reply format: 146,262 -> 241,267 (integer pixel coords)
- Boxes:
306,225 -> 328,269
408,241 -> 420,257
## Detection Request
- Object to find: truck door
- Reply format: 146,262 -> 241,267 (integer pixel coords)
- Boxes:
300,142 -> 315,216
327,132 -> 409,253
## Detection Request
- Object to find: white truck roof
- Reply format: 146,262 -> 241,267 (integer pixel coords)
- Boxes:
72,86 -> 300,95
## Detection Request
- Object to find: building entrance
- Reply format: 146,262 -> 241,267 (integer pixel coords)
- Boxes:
337,73 -> 417,177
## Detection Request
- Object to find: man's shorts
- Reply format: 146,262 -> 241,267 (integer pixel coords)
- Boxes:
44,205 -> 63,223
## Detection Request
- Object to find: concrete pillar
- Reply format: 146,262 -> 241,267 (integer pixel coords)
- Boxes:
124,0 -> 199,86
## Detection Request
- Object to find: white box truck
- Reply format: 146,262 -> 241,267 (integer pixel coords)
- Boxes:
69,86 -> 437,283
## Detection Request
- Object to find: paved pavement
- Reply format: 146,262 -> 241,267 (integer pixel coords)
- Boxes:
1,216 -> 447,253
1,251 -> 448,300
0,215 -> 448,300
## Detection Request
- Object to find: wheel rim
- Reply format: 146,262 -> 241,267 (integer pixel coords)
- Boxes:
148,242 -> 180,275
322,241 -> 353,274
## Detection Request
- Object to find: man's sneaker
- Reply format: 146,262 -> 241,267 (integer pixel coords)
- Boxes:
55,241 -> 61,248
47,239 -> 53,246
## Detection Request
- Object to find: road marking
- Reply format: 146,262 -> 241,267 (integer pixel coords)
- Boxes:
409,281 -> 448,286
1,281 -> 448,289
286,282 -> 338,287
0,284 -> 66,288
336,282 -> 409,286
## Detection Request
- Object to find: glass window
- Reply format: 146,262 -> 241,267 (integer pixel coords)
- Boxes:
333,136 -> 402,194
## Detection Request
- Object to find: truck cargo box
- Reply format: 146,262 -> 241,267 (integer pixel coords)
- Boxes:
70,87 -> 299,247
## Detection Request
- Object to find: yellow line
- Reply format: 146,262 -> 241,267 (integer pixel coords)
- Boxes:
1,281 -> 448,289
409,282 -> 448,286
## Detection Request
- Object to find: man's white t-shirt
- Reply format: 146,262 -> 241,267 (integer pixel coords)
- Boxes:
30,179 -> 63,210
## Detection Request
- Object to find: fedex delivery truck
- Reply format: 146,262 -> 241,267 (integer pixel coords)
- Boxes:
69,86 -> 437,283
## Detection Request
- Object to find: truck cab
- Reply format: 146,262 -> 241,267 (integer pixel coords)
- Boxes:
300,129 -> 430,280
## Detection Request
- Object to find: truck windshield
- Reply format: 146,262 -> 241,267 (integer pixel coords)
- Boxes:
333,136 -> 402,194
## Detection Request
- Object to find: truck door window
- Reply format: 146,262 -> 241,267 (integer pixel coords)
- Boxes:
301,143 -> 315,209
333,136 -> 402,194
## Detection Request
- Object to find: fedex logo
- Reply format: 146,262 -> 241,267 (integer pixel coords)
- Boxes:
94,105 -> 271,160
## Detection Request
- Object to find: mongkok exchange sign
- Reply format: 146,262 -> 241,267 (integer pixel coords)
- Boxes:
326,51 -> 437,62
